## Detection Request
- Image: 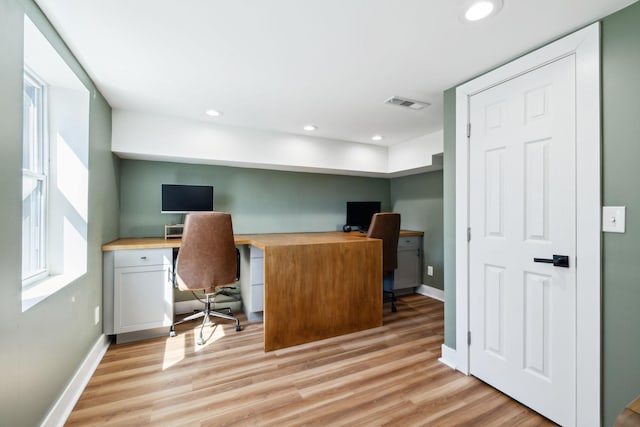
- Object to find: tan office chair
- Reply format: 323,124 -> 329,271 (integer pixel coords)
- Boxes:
169,212 -> 242,345
367,212 -> 401,312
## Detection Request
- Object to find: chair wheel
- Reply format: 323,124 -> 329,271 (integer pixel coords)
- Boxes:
169,328 -> 176,337
197,338 -> 204,345
236,325 -> 242,332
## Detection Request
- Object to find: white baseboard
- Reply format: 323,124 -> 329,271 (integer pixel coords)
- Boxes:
41,334 -> 110,427
415,284 -> 444,301
438,344 -> 457,370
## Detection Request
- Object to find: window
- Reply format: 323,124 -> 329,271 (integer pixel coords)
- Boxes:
22,70 -> 48,284
21,15 -> 90,311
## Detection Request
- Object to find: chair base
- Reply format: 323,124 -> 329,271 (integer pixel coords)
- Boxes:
383,272 -> 397,313
384,289 -> 397,313
169,294 -> 241,345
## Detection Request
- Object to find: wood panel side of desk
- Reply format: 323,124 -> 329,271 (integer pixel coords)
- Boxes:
262,239 -> 383,352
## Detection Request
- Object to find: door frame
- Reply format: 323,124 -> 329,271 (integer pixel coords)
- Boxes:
454,23 -> 601,426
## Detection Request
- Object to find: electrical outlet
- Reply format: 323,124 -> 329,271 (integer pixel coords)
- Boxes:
427,265 -> 434,276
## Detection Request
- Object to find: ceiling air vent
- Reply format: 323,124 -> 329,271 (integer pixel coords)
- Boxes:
384,96 -> 430,110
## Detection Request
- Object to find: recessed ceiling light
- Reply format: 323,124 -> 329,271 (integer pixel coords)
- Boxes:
371,135 -> 383,141
462,0 -> 503,22
303,125 -> 317,131
205,109 -> 222,117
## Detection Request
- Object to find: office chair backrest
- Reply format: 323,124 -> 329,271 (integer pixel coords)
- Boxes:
367,212 -> 401,275
176,212 -> 237,293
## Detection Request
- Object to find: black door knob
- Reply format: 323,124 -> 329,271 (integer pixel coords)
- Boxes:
533,255 -> 569,268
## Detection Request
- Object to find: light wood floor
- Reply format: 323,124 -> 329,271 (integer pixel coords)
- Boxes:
67,295 -> 556,426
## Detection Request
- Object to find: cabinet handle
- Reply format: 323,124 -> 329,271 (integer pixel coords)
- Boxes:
140,256 -> 147,260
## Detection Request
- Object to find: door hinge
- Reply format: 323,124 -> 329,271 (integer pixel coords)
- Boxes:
468,331 -> 471,346
467,123 -> 471,139
467,227 -> 471,242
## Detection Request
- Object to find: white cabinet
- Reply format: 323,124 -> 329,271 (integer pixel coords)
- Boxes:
240,246 -> 264,322
395,235 -> 422,290
104,248 -> 174,339
248,247 -> 264,312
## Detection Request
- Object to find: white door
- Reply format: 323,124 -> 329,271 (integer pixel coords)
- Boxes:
468,55 -> 576,426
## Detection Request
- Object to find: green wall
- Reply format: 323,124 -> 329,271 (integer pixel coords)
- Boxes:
442,88 -> 457,347
443,2 -> 640,424
119,159 -> 391,237
391,171 -> 444,290
120,160 -> 390,303
602,3 -> 640,425
119,160 -> 444,302
0,0 -> 119,425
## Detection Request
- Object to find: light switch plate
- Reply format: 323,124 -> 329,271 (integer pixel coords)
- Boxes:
602,206 -> 626,233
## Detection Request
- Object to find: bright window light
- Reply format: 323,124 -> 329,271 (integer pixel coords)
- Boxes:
22,15 -> 89,311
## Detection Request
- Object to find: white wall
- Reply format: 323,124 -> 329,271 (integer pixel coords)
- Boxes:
388,130 -> 444,176
112,110 -> 443,177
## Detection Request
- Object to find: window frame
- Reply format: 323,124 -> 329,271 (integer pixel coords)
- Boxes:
22,67 -> 49,286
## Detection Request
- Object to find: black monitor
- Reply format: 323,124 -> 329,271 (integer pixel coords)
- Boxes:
161,184 -> 214,213
346,201 -> 381,231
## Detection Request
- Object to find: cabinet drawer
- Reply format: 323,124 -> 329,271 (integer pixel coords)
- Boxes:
250,257 -> 264,284
250,284 -> 264,312
250,246 -> 264,259
114,248 -> 172,268
398,236 -> 420,249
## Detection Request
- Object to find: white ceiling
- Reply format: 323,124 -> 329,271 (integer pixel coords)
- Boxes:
35,0 -> 637,147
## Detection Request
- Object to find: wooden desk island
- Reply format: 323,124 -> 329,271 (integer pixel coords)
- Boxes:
103,232 -> 387,351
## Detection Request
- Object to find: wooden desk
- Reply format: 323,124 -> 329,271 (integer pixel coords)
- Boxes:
615,395 -> 640,427
251,232 -> 382,351
103,231 -> 394,351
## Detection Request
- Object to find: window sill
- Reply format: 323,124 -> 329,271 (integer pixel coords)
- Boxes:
22,272 -> 84,312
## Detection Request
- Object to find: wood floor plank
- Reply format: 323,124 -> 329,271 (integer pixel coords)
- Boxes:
66,294 -> 556,426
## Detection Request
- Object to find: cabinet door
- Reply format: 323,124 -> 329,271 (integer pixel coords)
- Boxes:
395,249 -> 421,289
114,264 -> 173,333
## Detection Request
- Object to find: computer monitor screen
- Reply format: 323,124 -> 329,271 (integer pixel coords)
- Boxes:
346,201 -> 381,230
161,184 -> 214,213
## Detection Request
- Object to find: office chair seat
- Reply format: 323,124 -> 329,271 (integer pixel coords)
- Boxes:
367,212 -> 401,313
169,212 -> 242,345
